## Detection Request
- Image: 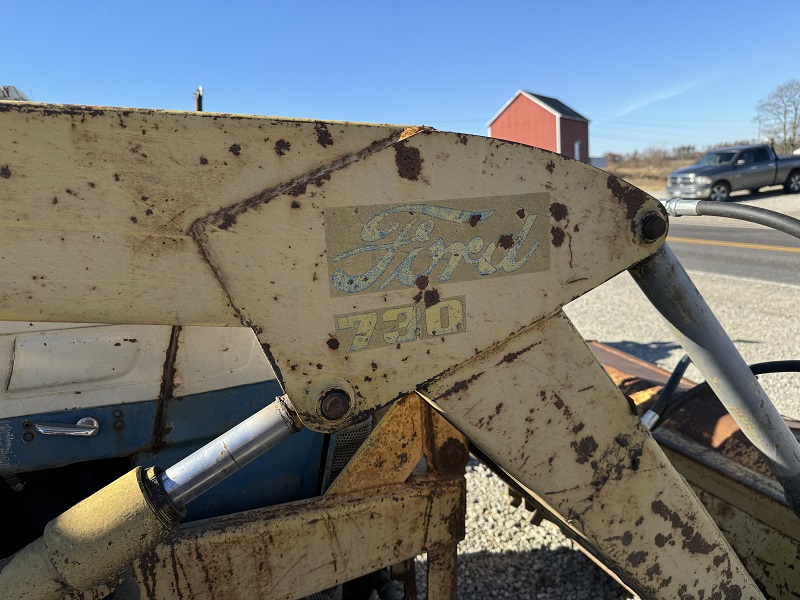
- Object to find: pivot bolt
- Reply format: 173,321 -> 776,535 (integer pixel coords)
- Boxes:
320,390 -> 351,421
640,212 -> 667,242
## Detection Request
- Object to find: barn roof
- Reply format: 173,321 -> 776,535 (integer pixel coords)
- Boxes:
487,90 -> 589,127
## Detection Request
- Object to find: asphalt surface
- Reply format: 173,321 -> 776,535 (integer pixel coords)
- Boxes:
668,221 -> 800,286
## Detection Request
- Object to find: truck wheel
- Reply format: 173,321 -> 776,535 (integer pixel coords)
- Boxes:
785,170 -> 800,194
709,182 -> 730,202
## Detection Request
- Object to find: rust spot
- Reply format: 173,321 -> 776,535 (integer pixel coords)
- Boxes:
229,143 -> 241,156
468,214 -> 481,227
627,550 -> 648,567
423,288 -> 440,308
516,209 -> 525,218
546,160 -> 555,174
88,182 -> 96,188
437,437 -> 468,474
439,372 -> 484,400
314,122 -> 334,147
288,183 -> 307,197
130,216 -> 138,224
497,341 -> 541,365
371,362 -> 378,371
200,157 -> 209,165
312,172 -> 332,187
498,234 -> 514,250
549,202 -> 568,221
570,436 -> 598,464
620,531 -> 633,546
415,275 -> 429,290
573,224 -> 580,232
395,142 -> 423,180
275,139 -> 291,156
607,175 -> 649,219
1,165 -> 12,178
651,500 -> 717,554
572,423 -> 584,434
551,227 -> 565,247
291,200 -> 301,209
457,134 -> 468,145
645,563 -> 662,581
114,173 -> 121,181
145,209 -> 153,216
52,197 -> 58,205
327,338 -> 340,350
412,291 -> 423,303
655,533 -> 671,547
219,213 -> 237,230
628,445 -> 643,471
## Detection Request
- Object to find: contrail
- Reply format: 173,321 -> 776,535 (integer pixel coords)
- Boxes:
612,80 -> 701,119
90,1 -> 122,25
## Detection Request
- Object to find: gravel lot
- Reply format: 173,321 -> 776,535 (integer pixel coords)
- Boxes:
414,191 -> 800,599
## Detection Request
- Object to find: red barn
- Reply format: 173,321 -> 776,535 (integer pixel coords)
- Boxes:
487,90 -> 590,163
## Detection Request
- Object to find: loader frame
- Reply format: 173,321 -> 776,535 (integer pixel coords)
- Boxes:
1,101 -> 797,599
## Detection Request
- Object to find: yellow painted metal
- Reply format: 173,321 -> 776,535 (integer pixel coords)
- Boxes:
71,478 -> 465,600
426,543 -> 459,600
326,393 -> 426,495
0,468 -> 175,600
0,102 -> 765,597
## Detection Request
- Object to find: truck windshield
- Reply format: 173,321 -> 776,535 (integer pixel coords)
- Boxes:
696,152 -> 736,166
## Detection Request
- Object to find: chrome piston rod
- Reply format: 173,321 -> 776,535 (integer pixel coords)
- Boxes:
159,395 -> 301,507
630,244 -> 800,514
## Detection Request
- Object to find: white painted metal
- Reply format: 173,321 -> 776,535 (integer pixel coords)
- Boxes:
0,324 -> 274,418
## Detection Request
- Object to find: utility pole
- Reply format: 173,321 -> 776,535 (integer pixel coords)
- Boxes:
195,86 -> 203,112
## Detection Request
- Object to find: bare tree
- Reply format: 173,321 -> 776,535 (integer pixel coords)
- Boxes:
755,79 -> 800,154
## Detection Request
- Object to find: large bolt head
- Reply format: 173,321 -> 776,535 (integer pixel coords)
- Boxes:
640,212 -> 667,242
320,390 -> 351,421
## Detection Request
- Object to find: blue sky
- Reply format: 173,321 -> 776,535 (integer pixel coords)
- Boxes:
5,1 -> 798,156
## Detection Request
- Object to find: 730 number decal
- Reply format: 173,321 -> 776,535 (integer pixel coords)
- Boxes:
335,297 -> 466,352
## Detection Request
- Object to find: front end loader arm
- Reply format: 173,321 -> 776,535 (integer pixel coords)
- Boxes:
0,102 -> 763,598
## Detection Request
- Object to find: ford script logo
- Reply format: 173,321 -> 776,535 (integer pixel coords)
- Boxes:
324,194 -> 550,296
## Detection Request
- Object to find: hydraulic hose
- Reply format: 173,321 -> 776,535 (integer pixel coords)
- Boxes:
652,360 -> 800,430
641,354 -> 692,430
664,199 -> 800,240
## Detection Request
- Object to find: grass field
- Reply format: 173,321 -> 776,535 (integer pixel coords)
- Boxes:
605,158 -> 694,196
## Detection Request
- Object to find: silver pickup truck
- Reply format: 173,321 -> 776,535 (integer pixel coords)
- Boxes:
666,144 -> 800,201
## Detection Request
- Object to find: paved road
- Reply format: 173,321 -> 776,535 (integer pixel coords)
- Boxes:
668,221 -> 800,286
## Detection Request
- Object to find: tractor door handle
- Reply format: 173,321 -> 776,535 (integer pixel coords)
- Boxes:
34,417 -> 100,437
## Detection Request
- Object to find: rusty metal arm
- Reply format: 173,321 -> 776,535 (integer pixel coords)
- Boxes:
630,244 -> 800,514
